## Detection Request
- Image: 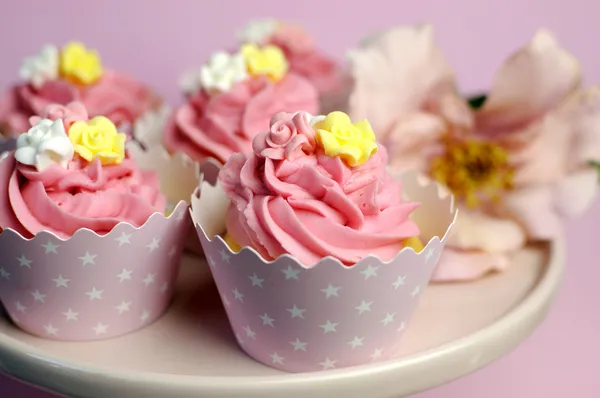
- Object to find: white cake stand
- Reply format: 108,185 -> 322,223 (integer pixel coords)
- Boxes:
0,238 -> 564,398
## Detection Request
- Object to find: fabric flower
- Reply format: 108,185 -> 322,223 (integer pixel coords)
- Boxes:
19,45 -> 59,88
68,116 -> 126,165
347,25 -> 600,281
59,42 -> 103,85
14,118 -> 74,171
313,111 -> 378,167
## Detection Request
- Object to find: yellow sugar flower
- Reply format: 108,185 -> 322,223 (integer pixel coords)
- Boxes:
313,111 -> 378,167
241,43 -> 289,82
68,116 -> 126,165
59,42 -> 103,85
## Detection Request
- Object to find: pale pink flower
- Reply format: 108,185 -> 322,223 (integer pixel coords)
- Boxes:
348,25 -> 600,281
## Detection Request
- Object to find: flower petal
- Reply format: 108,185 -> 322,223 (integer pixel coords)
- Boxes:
476,29 -> 581,134
431,247 -> 512,282
447,209 -> 526,253
347,24 -> 458,139
553,168 -> 598,218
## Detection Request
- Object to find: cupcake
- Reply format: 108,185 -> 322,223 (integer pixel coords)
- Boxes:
191,110 -> 456,372
163,43 -> 319,175
0,101 -> 190,341
237,19 -> 344,104
0,42 -> 165,143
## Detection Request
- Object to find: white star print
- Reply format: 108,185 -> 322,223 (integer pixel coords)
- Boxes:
0,267 -> 10,280
140,310 -> 150,323
115,301 -> 132,314
147,237 -> 160,252
321,284 -> 341,298
79,252 -> 97,266
319,358 -> 336,370
42,241 -> 59,254
86,287 -> 103,300
355,300 -> 373,315
175,209 -> 186,222
348,336 -> 365,349
381,313 -> 395,326
360,265 -> 379,280
219,249 -> 231,264
397,321 -> 406,332
115,232 -> 132,246
287,305 -> 306,319
160,282 -> 169,293
392,275 -> 406,289
63,309 -> 78,321
270,352 -> 285,365
371,348 -> 384,360
222,295 -> 231,308
259,313 -> 275,327
117,269 -> 133,282
15,301 -> 26,312
243,325 -> 256,339
16,255 -> 32,268
92,322 -> 108,335
168,247 -> 177,258
233,288 -> 244,302
411,286 -> 421,298
53,275 -> 70,288
248,273 -> 265,288
206,255 -> 216,268
281,265 -> 300,280
31,290 -> 46,302
142,273 -> 156,287
425,247 -> 436,262
236,333 -> 244,346
44,324 -> 58,336
319,320 -> 338,333
289,338 -> 308,351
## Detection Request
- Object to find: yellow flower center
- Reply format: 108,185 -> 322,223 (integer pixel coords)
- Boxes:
241,43 -> 289,82
59,42 -> 103,85
429,138 -> 514,208
68,116 -> 126,165
313,111 -> 378,167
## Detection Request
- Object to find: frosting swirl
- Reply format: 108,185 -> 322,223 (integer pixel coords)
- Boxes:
163,75 -> 318,164
0,103 -> 166,238
219,111 -> 420,266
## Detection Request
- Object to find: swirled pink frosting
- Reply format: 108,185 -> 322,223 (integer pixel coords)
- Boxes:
163,74 -> 318,164
0,70 -> 160,137
219,111 -> 420,266
0,103 -> 166,239
269,24 -> 343,95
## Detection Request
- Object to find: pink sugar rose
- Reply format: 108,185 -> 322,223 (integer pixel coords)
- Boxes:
348,25 -> 600,281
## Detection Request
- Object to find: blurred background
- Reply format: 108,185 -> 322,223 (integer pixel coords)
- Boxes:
0,0 -> 598,397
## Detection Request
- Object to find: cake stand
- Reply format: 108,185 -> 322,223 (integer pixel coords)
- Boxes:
0,237 -> 565,398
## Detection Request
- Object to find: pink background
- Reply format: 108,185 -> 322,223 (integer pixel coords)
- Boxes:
0,0 -> 598,396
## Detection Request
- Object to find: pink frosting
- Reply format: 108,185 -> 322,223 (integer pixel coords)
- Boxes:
0,70 -> 160,137
269,25 -> 343,94
0,102 -> 166,238
219,111 -> 420,266
163,74 -> 318,164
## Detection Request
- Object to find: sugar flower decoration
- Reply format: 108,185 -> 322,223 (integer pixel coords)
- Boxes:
198,51 -> 249,94
237,19 -> 280,44
59,42 -> 103,85
241,43 -> 289,82
313,111 -> 378,167
68,116 -> 126,165
14,118 -> 74,171
19,45 -> 59,88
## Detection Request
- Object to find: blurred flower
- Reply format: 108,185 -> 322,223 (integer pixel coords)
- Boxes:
19,45 -> 59,88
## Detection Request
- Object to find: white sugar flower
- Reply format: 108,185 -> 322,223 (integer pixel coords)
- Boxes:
15,119 -> 74,171
193,51 -> 248,94
19,45 -> 59,88
237,19 -> 280,44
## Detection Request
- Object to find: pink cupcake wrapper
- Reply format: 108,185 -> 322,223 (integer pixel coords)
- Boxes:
191,171 -> 457,372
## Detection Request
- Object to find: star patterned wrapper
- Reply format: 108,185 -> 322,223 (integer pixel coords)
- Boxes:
0,139 -> 198,342
190,170 -> 457,372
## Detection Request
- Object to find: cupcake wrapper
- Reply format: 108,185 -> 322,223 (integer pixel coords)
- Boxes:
0,139 -> 195,341
131,104 -> 171,149
191,171 -> 457,372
